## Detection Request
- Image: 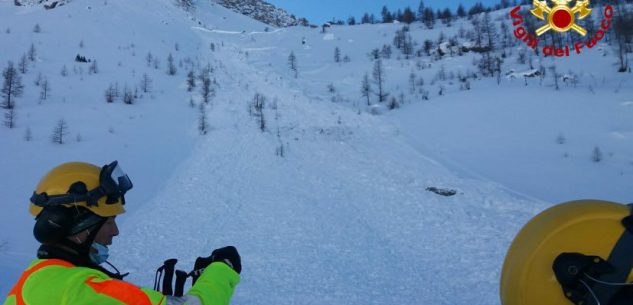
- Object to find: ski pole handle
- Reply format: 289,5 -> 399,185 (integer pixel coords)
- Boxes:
162,258 -> 178,296
174,270 -> 188,297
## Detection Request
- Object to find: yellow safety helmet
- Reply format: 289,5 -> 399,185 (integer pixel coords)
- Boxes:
500,200 -> 633,305
29,161 -> 132,244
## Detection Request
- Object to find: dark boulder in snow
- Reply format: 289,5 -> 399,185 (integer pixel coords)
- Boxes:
426,187 -> 458,197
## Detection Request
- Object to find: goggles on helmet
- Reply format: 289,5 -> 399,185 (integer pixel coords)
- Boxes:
30,161 -> 133,208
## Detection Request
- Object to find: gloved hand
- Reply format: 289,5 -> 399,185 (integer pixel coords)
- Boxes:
191,246 -> 241,284
210,246 -> 241,274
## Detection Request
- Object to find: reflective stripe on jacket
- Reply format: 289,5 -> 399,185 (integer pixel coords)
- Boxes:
3,259 -> 239,305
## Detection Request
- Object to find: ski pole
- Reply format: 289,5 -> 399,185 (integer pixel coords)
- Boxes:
161,258 -> 178,296
174,270 -> 189,297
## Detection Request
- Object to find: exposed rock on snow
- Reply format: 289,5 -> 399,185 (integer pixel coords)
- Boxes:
14,0 -> 70,9
215,0 -> 308,27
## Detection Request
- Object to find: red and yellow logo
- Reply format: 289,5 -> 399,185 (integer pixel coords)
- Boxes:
531,0 -> 592,36
510,1 -> 614,57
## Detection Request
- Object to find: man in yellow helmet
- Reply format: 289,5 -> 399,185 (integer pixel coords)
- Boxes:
3,161 -> 241,305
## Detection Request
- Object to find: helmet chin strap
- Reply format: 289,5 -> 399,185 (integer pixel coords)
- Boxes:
62,218 -> 106,258
82,220 -> 106,256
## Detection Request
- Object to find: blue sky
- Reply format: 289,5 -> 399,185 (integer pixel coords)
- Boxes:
265,0 -> 501,24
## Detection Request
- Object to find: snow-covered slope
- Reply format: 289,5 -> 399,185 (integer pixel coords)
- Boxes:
113,32 -> 544,304
0,1 -> 631,305
219,13 -> 633,204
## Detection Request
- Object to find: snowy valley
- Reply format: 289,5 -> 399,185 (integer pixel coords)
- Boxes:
0,0 -> 632,304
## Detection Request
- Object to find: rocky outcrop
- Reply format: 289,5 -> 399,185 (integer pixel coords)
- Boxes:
14,0 -> 70,9
216,0 -> 308,27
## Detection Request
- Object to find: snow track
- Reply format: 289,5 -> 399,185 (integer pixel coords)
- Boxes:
112,27 -> 546,305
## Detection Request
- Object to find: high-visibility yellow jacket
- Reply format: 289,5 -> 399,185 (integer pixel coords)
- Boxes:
3,258 -> 240,305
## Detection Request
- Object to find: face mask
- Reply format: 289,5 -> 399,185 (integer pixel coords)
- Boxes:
89,242 -> 109,265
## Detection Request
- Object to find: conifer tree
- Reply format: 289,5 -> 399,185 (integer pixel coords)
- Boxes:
361,73 -> 371,106
288,51 -> 298,78
167,53 -> 177,75
334,47 -> 341,63
2,62 -> 23,110
51,119 -> 69,144
372,59 -> 388,103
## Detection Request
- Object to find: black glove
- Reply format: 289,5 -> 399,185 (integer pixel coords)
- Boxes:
191,256 -> 213,284
211,246 -> 241,274
191,246 -> 241,284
